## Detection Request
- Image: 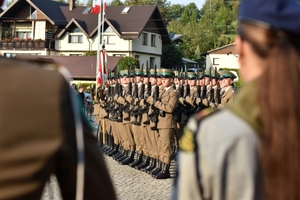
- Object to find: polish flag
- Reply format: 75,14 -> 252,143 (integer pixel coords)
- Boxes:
103,0 -> 106,14
97,49 -> 107,84
90,0 -> 101,14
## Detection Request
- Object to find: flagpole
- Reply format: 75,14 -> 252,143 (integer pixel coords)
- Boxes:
96,3 -> 102,87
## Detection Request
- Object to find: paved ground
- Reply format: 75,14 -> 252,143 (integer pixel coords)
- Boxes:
104,155 -> 176,200
41,152 -> 176,200
41,119 -> 176,199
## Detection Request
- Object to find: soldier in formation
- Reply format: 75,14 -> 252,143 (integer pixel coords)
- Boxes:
93,66 -> 236,179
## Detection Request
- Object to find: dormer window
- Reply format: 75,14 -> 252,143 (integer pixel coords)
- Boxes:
122,7 -> 131,14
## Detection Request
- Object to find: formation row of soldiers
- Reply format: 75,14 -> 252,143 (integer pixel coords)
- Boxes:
93,66 -> 237,179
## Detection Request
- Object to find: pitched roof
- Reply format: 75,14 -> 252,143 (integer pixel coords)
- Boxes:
0,1 -> 170,44
104,5 -> 170,43
0,0 -> 67,25
13,55 -> 121,80
207,43 -> 236,54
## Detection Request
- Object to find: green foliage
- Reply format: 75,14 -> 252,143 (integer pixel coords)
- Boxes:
116,56 -> 140,71
83,51 -> 97,56
168,4 -> 183,22
166,0 -> 241,63
161,44 -> 183,69
110,0 -> 124,6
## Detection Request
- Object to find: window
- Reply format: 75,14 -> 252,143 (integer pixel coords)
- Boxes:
213,58 -> 219,65
142,33 -> 148,45
150,57 -> 155,69
135,55 -> 139,60
113,54 -> 126,57
104,35 -> 116,44
69,35 -> 83,43
17,32 -> 32,39
122,6 -> 131,14
151,34 -> 156,47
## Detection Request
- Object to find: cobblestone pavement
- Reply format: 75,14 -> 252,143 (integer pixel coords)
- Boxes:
105,155 -> 176,200
41,153 -> 176,200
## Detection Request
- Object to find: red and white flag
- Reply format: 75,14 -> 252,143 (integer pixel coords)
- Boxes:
90,0 -> 101,14
97,49 -> 107,84
103,0 -> 106,14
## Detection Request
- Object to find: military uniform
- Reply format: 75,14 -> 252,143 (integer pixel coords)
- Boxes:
146,69 -> 178,179
217,70 -> 236,109
0,57 -> 116,199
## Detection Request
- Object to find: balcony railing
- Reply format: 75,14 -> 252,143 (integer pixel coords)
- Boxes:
0,41 -> 46,50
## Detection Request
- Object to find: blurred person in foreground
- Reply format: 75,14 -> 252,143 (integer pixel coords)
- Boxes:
173,0 -> 300,199
0,46 -> 116,199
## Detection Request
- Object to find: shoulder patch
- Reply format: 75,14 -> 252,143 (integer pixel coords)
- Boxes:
180,126 -> 195,152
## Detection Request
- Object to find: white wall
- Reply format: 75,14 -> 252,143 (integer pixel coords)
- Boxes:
206,54 -> 240,70
132,31 -> 162,55
55,32 -> 90,52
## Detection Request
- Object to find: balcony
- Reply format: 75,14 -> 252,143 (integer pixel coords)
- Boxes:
0,41 -> 47,50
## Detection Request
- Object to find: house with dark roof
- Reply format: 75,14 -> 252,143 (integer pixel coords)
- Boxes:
0,0 -> 170,79
206,43 -> 240,70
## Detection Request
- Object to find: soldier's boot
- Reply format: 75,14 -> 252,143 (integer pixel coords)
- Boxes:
141,157 -> 154,172
145,158 -> 156,173
117,150 -> 131,164
114,149 -> 127,162
170,145 -> 178,161
108,144 -> 119,157
102,134 -> 111,155
104,135 -> 114,155
153,162 -> 170,179
129,153 -> 143,168
101,132 -> 109,151
119,150 -> 134,165
113,146 -> 124,160
135,156 -> 150,170
133,155 -> 146,169
149,160 -> 162,176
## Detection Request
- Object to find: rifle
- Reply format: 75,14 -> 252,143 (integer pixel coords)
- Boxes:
131,65 -> 144,125
142,65 -> 152,125
175,71 -> 184,123
208,67 -> 215,106
215,67 -> 221,105
182,70 -> 191,120
124,64 -> 132,121
194,68 -> 202,113
149,65 -> 159,131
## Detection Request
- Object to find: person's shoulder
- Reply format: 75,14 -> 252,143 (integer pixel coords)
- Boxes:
1,57 -> 59,70
180,108 -> 259,152
200,109 -> 259,144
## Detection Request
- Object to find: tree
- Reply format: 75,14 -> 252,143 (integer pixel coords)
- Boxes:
124,0 -> 170,25
168,4 -> 183,22
110,0 -> 124,6
86,0 -> 93,6
116,56 -> 140,71
161,44 -> 183,69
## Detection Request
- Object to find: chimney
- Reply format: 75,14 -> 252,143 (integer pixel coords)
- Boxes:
69,0 -> 75,11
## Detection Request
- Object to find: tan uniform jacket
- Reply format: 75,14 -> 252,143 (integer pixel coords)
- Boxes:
154,87 -> 178,129
217,86 -> 235,109
0,58 -> 116,200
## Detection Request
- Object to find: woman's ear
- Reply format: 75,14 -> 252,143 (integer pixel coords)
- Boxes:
235,36 -> 244,66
